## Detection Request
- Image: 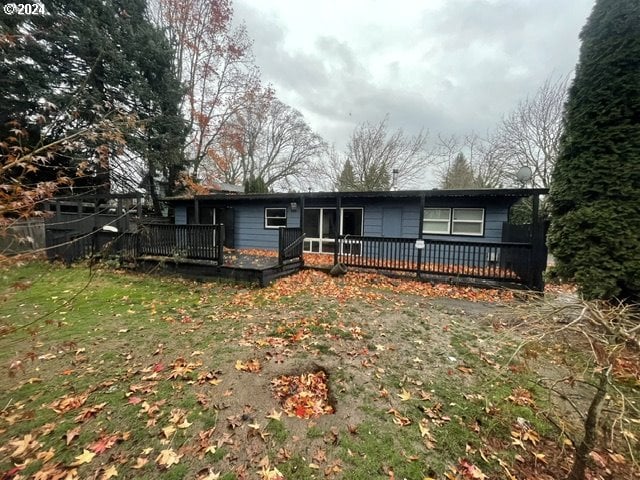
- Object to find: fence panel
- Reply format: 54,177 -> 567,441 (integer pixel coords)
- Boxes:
137,224 -> 222,262
279,227 -> 305,264
336,236 -> 537,285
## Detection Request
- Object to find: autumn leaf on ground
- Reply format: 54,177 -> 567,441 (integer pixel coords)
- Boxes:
271,371 -> 334,418
131,457 -> 149,469
99,465 -> 118,479
74,402 -> 107,422
235,358 -> 262,373
89,434 -> 119,454
507,387 -> 535,407
266,409 -> 282,421
69,449 -> 96,466
397,388 -> 412,401
36,447 -> 55,463
162,425 -> 177,439
9,434 -> 41,459
457,458 -> 486,479
65,427 -> 81,446
167,357 -> 198,379
457,365 -> 473,375
155,449 -> 182,469
50,392 -> 89,413
196,468 -> 221,480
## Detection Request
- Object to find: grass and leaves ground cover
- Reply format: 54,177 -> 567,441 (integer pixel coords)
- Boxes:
0,260 -> 637,479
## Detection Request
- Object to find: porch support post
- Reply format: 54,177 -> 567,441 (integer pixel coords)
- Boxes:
137,194 -> 142,220
217,224 -> 225,265
417,195 -> 425,276
334,194 -> 341,265
299,195 -> 305,230
194,199 -> 200,225
117,198 -> 124,232
530,193 -> 545,291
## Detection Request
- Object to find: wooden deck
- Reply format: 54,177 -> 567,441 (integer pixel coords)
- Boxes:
135,250 -> 302,287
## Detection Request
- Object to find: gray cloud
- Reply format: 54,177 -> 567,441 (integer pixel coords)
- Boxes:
234,0 -> 594,149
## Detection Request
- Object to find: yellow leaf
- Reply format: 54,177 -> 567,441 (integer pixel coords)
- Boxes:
36,447 -> 55,463
534,452 -> 547,464
10,434 -> 41,459
397,388 -> 412,401
162,425 -> 176,438
70,449 -> 95,466
100,465 -> 118,479
177,420 -> 192,429
131,457 -> 149,469
266,409 -> 282,421
155,449 -> 182,468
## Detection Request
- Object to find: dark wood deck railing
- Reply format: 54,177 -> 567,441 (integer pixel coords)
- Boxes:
137,224 -> 224,263
336,235 -> 544,289
278,227 -> 305,264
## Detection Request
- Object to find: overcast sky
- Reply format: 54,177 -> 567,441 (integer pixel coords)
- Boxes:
234,0 -> 594,152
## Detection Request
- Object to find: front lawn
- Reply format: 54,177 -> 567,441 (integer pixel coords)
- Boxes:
0,261 -> 636,479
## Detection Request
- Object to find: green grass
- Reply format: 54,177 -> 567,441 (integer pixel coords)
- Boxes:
2,260 -> 632,479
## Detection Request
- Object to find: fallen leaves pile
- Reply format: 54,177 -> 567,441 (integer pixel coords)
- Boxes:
264,269 -> 515,304
271,370 -> 335,419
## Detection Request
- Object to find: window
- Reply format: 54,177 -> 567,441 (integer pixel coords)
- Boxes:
452,208 -> 484,236
303,207 -> 363,254
341,208 -> 363,236
265,208 -> 287,228
423,208 -> 484,236
423,208 -> 451,234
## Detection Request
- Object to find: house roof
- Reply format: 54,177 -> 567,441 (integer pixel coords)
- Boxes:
164,188 -> 547,203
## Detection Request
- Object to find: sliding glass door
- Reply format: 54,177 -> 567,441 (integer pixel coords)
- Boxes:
303,208 -> 362,254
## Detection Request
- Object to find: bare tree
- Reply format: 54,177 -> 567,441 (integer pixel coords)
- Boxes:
330,115 -> 431,191
432,133 -> 506,189
200,88 -> 326,190
154,0 -> 260,178
510,297 -> 640,480
492,76 -> 569,188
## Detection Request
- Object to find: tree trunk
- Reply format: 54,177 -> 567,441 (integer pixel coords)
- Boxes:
566,367 -> 610,480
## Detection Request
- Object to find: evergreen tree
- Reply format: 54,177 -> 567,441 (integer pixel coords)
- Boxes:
439,153 -> 477,189
336,160 -> 356,191
548,0 -> 640,300
0,1 -> 186,206
244,175 -> 268,193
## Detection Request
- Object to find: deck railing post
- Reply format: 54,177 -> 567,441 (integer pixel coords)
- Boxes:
278,227 -> 284,265
217,224 -> 225,265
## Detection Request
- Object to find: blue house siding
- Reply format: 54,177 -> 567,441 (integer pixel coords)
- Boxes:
233,202 -> 300,250
360,199 -> 421,238
175,206 -> 187,225
170,192 -> 527,269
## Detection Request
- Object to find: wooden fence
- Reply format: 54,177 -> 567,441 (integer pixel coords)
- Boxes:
335,234 -> 546,290
137,224 -> 224,264
278,227 -> 305,264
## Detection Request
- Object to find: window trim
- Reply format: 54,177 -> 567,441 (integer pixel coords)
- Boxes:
340,207 -> 364,236
422,207 -> 485,236
264,207 -> 287,229
451,208 -> 484,236
422,208 -> 451,235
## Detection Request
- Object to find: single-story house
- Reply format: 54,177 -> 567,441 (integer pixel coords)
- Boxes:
165,188 -> 548,289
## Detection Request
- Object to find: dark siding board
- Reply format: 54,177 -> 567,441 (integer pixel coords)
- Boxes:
288,209 -> 300,227
401,205 -> 421,238
175,206 -> 187,225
